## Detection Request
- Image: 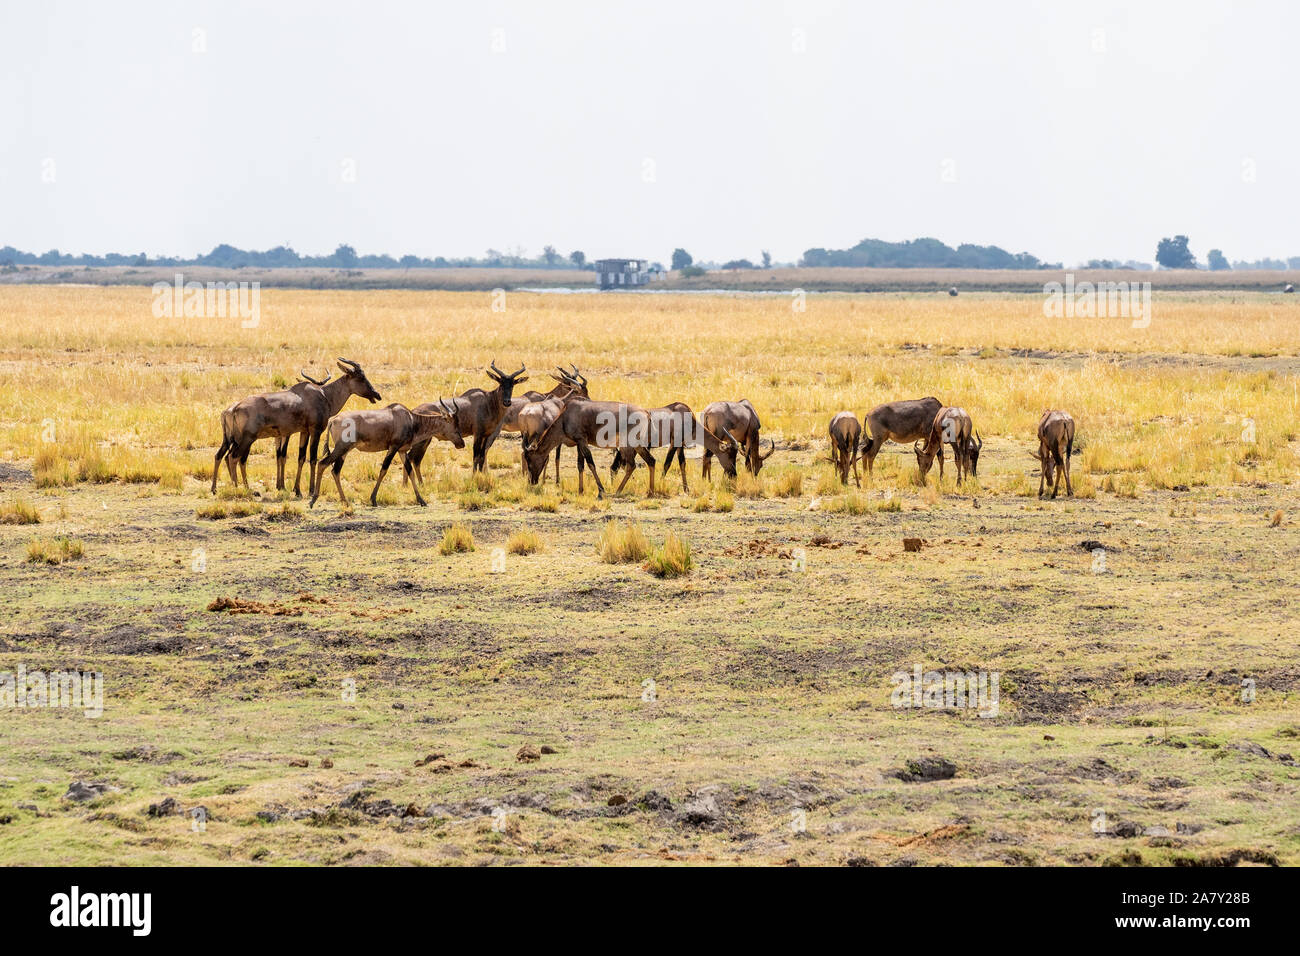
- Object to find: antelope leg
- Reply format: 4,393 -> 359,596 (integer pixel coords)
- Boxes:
371,448 -> 398,506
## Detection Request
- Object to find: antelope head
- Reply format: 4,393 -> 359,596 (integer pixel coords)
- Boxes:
336,358 -> 382,403
748,438 -> 776,476
914,438 -> 939,481
486,360 -> 528,407
966,431 -> 983,477
1029,449 -> 1055,483
416,398 -> 465,449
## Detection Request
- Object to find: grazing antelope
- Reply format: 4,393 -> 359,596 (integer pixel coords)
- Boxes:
858,396 -> 944,476
310,400 -> 461,509
405,361 -> 527,477
212,358 -> 382,497
523,397 -> 738,497
914,406 -> 973,485
515,389 -> 579,484
700,400 -> 774,478
1033,410 -> 1075,498
608,402 -> 698,492
827,411 -> 862,486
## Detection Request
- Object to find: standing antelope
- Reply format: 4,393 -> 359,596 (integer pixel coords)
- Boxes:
1034,410 -> 1075,498
827,411 -> 862,486
608,401 -> 698,493
310,400 -> 461,509
858,396 -> 944,476
211,358 -> 382,497
523,397 -> 738,497
700,400 -> 774,478
914,406 -> 973,485
405,361 -> 527,477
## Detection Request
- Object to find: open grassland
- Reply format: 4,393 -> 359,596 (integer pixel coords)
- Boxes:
0,286 -> 1297,866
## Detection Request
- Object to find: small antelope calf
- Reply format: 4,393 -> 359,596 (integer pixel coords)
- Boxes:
827,412 -> 862,486
311,400 -> 462,509
1033,409 -> 1075,498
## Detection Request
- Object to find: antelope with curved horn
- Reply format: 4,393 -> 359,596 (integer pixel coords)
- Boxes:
523,397 -> 738,497
1033,410 -> 1075,498
700,399 -> 774,478
311,399 -> 462,509
211,358 -> 382,497
858,396 -> 944,476
914,406 -> 973,485
405,361 -> 527,477
827,411 -> 862,486
499,364 -> 589,435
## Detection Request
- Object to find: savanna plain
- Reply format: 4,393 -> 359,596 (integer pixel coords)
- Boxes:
0,285 -> 1296,866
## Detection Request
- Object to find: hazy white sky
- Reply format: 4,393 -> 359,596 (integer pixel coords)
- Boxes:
2,0 -> 1296,266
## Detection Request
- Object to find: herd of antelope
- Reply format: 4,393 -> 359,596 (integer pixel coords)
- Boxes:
210,358 -> 1077,506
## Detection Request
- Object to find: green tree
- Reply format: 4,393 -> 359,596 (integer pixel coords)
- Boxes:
1155,235 -> 1196,269
671,248 -> 693,271
1207,248 -> 1230,271
761,250 -> 772,269
542,245 -> 560,266
569,250 -> 586,268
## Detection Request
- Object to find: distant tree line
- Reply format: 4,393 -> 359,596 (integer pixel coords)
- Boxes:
800,237 -> 1061,270
0,243 -> 595,270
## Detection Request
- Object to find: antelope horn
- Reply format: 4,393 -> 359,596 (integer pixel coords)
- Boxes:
299,369 -> 330,386
487,359 -> 504,380
337,357 -> 361,372
508,363 -> 526,379
569,363 -> 587,387
760,438 -> 776,460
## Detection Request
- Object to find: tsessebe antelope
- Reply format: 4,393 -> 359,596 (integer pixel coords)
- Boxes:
1033,410 -> 1075,498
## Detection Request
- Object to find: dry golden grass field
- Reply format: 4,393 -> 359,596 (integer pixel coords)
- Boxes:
0,285 -> 1297,866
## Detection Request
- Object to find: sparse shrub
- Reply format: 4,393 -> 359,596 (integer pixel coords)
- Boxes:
646,532 -> 693,578
26,536 -> 83,564
597,519 -> 649,563
826,492 -> 871,515
0,497 -> 41,525
198,501 -> 261,520
458,490 -> 490,511
506,528 -> 544,555
439,522 -> 475,554
733,470 -> 765,498
771,470 -> 802,498
264,503 -> 303,522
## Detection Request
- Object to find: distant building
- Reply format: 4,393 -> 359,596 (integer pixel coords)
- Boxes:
594,258 -> 663,290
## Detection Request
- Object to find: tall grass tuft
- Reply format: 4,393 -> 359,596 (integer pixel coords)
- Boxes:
26,536 -> 84,564
597,519 -> 649,563
646,532 -> 693,578
0,497 -> 41,525
439,522 -> 476,554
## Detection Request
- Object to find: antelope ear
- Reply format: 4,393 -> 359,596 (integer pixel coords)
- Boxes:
336,361 -> 350,374
513,375 -> 529,385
